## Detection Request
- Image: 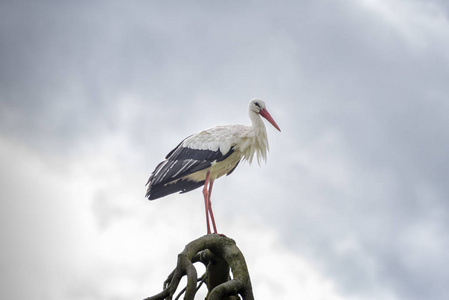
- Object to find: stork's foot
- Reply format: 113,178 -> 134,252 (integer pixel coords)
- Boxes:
213,232 -> 227,237
205,232 -> 226,237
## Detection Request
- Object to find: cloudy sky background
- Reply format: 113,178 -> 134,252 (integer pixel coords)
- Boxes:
1,0 -> 448,299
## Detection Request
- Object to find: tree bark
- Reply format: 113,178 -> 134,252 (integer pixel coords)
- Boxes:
144,234 -> 254,300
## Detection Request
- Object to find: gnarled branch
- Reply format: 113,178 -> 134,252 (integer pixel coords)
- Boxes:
144,234 -> 254,300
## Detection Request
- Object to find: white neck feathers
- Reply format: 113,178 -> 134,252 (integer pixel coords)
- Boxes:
239,111 -> 269,165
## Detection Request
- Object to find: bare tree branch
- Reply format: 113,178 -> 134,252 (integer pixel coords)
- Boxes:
144,234 -> 254,300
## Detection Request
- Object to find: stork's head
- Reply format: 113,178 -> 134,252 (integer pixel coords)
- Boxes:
249,98 -> 281,132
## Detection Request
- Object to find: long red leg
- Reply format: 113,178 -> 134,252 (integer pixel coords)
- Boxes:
203,171 -> 211,234
207,179 -> 218,234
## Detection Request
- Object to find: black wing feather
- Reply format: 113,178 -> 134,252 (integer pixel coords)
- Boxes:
147,179 -> 205,200
146,141 -> 235,200
164,135 -> 193,159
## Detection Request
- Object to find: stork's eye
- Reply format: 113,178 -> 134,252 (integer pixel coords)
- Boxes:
254,102 -> 260,108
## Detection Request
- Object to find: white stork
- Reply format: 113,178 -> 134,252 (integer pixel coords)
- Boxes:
145,98 -> 281,234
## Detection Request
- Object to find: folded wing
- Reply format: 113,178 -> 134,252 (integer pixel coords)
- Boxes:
146,135 -> 235,200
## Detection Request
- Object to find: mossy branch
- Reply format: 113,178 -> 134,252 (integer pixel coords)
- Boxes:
144,234 -> 254,300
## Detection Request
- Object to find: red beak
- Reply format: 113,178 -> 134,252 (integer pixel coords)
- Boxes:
260,108 -> 281,132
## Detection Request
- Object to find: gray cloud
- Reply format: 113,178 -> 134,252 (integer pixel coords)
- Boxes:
1,1 -> 448,300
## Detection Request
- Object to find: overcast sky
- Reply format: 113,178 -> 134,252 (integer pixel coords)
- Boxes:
1,1 -> 449,299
